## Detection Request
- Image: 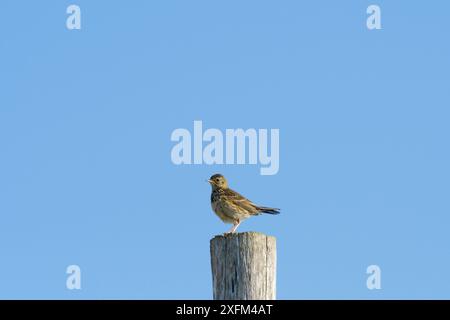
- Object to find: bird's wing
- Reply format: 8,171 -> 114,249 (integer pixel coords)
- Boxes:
223,188 -> 260,214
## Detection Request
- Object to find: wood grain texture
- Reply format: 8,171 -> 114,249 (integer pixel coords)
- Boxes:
210,232 -> 276,300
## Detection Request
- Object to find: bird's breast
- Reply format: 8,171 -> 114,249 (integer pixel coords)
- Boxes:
210,189 -> 235,223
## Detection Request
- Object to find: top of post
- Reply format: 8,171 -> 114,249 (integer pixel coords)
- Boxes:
210,231 -> 276,243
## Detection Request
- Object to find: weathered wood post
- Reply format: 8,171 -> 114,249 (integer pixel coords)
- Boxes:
210,231 -> 276,300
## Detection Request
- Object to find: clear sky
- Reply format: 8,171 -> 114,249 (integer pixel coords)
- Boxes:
1,1 -> 449,299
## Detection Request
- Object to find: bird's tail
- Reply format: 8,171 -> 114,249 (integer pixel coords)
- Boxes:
258,206 -> 280,215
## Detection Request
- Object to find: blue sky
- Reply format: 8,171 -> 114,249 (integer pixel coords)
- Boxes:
1,1 -> 449,299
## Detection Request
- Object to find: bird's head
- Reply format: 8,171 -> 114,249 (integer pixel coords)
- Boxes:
207,174 -> 228,189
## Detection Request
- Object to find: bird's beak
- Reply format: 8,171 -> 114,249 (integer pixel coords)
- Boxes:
207,179 -> 213,184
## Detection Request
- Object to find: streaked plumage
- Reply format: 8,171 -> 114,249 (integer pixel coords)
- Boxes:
208,174 -> 280,234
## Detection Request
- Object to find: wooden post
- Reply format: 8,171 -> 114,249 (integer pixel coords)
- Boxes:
210,231 -> 276,300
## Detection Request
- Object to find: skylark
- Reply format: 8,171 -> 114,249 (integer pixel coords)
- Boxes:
208,174 -> 280,234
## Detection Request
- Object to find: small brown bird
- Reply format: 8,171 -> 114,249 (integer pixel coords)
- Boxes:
208,174 -> 280,234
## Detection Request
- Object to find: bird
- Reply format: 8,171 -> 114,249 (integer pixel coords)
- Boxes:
207,174 -> 280,234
